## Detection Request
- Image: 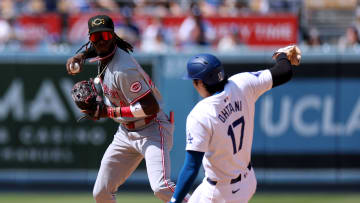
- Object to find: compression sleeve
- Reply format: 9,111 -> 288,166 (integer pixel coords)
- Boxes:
170,150 -> 204,203
269,53 -> 293,88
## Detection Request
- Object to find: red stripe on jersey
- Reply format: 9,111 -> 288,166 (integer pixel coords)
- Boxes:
130,89 -> 151,105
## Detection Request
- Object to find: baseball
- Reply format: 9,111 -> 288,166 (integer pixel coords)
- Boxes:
70,62 -> 80,73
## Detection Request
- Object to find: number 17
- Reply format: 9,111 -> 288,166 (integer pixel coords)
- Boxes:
227,116 -> 245,154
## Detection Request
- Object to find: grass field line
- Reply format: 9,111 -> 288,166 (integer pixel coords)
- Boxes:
0,192 -> 359,203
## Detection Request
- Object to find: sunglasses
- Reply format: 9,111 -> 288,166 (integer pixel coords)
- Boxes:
89,31 -> 113,42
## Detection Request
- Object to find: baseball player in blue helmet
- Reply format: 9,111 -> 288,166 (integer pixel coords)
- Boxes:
170,46 -> 301,203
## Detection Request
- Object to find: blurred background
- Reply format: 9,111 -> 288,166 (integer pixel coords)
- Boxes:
0,0 -> 360,202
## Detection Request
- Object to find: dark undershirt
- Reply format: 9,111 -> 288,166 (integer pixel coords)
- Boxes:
269,53 -> 293,88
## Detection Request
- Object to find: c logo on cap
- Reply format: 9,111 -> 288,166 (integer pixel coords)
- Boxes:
92,18 -> 105,27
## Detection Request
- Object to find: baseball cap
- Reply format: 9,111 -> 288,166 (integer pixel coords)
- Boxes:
88,15 -> 114,34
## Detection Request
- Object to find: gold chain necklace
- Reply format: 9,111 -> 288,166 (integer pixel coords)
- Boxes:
94,63 -> 108,84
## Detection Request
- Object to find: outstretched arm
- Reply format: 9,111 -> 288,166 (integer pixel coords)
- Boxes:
269,53 -> 293,88
170,150 -> 204,203
270,45 -> 301,88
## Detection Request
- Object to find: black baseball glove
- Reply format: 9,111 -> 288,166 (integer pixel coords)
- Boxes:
71,79 -> 105,121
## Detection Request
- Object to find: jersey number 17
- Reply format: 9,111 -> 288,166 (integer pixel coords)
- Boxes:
227,116 -> 245,154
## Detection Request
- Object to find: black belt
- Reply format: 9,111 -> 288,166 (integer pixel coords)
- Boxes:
207,163 -> 252,186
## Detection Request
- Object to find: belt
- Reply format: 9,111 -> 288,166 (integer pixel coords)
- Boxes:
206,163 -> 252,186
122,114 -> 157,130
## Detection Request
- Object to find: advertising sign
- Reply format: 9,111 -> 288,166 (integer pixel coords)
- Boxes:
0,63 -> 117,169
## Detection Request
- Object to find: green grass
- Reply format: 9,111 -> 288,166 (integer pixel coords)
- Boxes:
0,192 -> 158,203
0,192 -> 359,203
251,193 -> 360,203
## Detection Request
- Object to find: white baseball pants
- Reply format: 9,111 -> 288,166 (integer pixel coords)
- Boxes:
188,167 -> 257,203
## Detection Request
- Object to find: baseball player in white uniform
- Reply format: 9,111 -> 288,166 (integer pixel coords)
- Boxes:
169,46 -> 301,203
66,15 -> 189,203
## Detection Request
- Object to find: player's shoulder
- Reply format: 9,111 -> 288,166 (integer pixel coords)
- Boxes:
229,70 -> 268,85
229,71 -> 262,81
111,48 -> 138,72
187,98 -> 216,122
189,99 -> 207,114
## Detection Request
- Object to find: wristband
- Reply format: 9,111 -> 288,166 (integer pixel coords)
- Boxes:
106,107 -> 116,118
107,102 -> 147,118
120,106 -> 133,117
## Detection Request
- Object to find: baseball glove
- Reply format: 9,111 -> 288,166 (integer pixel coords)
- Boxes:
273,45 -> 301,66
71,79 -> 105,121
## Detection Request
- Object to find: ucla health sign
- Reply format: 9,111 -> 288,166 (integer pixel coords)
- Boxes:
253,79 -> 360,153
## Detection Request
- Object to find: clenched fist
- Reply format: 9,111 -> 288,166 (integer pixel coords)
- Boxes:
273,45 -> 301,66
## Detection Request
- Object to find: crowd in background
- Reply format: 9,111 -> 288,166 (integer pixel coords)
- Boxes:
0,0 -> 360,53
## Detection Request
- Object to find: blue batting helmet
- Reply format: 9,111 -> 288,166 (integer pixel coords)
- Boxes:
183,53 -> 225,85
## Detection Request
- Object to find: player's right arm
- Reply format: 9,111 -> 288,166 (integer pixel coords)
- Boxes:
66,46 -> 97,75
107,93 -> 159,118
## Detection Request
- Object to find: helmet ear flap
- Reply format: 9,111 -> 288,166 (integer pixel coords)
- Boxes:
202,67 -> 225,86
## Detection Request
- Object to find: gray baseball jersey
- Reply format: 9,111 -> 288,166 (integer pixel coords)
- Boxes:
92,48 -> 177,203
101,47 -> 163,123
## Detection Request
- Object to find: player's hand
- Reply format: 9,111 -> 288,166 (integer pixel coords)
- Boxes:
66,53 -> 85,75
80,104 -> 120,121
272,45 -> 301,66
80,102 -> 109,121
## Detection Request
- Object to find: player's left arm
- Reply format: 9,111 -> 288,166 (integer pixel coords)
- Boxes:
270,45 -> 301,87
269,52 -> 293,88
169,150 -> 204,203
168,113 -> 209,202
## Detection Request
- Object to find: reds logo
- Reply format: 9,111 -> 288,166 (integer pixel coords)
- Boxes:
130,81 -> 142,93
91,18 -> 105,27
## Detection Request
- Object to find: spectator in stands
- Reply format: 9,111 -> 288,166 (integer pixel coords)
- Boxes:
24,0 -> 46,14
176,4 -> 216,49
0,18 -> 12,46
198,0 -> 222,17
218,0 -> 244,17
133,0 -> 169,17
116,6 -> 141,48
0,0 -> 16,19
169,0 -> 183,17
249,0 -> 269,14
141,16 -> 171,53
355,6 -> 360,37
96,0 -> 119,12
338,26 -> 360,51
57,0 -> 91,14
268,0 -> 302,13
217,25 -> 242,51
302,27 -> 322,47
